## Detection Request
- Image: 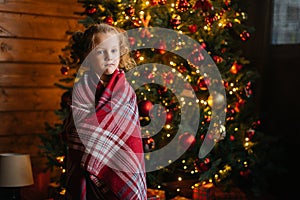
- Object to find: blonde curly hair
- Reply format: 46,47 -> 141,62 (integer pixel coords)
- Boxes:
71,23 -> 136,71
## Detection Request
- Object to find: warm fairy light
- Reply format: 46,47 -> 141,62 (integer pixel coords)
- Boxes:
234,18 -> 241,24
145,1 -> 149,6
241,12 -> 246,19
56,156 -> 65,163
177,188 -> 180,192
158,185 -> 161,189
60,189 -> 66,195
178,177 -> 182,181
245,137 -> 249,141
214,174 -> 219,179
191,171 -> 195,174
139,56 -> 144,61
62,169 -> 66,173
171,3 -> 175,7
166,133 -> 171,137
182,160 -> 186,163
168,160 -> 172,163
204,26 -> 208,30
234,127 -> 238,131
183,166 -> 187,169
229,91 -> 233,95
165,124 -> 171,129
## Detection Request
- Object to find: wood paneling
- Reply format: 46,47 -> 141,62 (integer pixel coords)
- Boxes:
0,0 -> 83,180
0,12 -> 83,40
0,0 -> 84,17
0,88 -> 64,111
0,111 -> 60,135
0,135 -> 44,157
0,38 -> 69,63
0,63 -> 63,87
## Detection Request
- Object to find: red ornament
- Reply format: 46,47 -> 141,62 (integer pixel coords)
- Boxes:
104,16 -> 114,25
138,100 -> 153,117
143,136 -> 155,152
240,31 -> 250,41
125,6 -> 135,16
150,0 -> 159,6
230,61 -> 242,74
194,158 -> 211,172
188,24 -> 197,33
234,98 -> 245,113
133,50 -> 141,59
155,41 -> 167,54
193,0 -> 213,12
166,112 -> 173,124
225,22 -> 233,28
178,132 -> 196,149
128,37 -> 136,46
60,66 -> 69,75
246,129 -> 255,139
176,0 -> 190,12
177,64 -> 187,73
85,5 -> 97,15
159,0 -> 167,5
212,55 -> 223,63
197,76 -> 210,90
245,81 -> 252,97
157,86 -> 168,95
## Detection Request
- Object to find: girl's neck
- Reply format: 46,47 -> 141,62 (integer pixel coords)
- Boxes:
100,73 -> 112,83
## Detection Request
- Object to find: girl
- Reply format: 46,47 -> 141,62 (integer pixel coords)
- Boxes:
63,23 -> 147,200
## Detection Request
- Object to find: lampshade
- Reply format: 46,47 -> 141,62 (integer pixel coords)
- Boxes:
0,153 -> 34,187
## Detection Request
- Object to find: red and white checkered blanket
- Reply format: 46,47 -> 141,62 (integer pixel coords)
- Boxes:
68,69 -> 147,200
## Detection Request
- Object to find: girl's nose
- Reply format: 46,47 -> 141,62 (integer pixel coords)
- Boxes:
105,51 -> 113,61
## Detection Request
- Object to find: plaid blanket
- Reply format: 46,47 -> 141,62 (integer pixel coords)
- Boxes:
66,69 -> 147,200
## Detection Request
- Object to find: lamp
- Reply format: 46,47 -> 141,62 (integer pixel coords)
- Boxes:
0,153 -> 34,200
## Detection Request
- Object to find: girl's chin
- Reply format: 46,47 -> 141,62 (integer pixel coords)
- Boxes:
104,67 -> 117,75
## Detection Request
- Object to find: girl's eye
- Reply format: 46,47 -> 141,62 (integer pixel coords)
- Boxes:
96,50 -> 104,55
111,49 -> 118,53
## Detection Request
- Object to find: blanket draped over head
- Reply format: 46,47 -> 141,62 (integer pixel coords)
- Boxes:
64,69 -> 147,200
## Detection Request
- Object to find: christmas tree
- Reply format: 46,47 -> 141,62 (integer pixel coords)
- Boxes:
40,0 -> 269,198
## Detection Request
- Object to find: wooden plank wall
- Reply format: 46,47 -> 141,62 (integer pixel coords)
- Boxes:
0,0 -> 84,170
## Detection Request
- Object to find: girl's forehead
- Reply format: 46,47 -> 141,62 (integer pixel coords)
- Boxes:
94,32 -> 119,46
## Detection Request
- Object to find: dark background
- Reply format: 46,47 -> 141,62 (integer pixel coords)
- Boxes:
246,0 -> 299,198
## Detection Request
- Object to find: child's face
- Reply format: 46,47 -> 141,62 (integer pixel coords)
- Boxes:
89,32 -> 120,76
